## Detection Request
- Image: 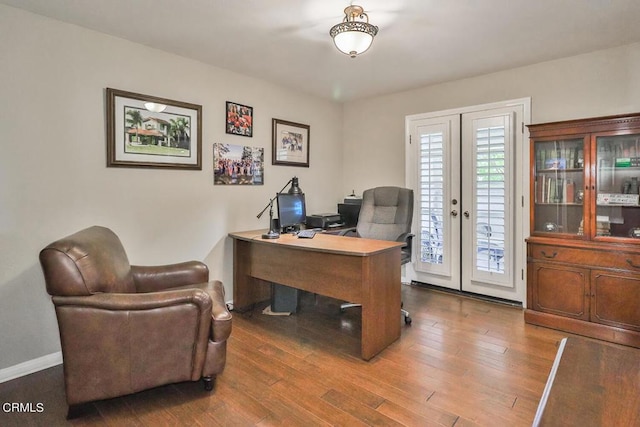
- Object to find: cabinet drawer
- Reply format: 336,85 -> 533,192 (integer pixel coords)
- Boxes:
529,244 -> 640,272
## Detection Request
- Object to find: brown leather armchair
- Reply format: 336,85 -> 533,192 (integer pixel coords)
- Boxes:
39,226 -> 232,409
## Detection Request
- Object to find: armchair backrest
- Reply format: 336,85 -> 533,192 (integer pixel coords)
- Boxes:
40,226 -> 135,296
356,187 -> 413,242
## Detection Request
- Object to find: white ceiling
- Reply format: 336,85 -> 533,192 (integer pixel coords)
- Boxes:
4,0 -> 640,102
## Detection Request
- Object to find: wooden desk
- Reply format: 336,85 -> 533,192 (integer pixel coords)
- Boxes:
534,337 -> 640,426
228,230 -> 404,360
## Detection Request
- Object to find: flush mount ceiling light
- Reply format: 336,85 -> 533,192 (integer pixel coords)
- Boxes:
144,102 -> 166,113
329,5 -> 378,58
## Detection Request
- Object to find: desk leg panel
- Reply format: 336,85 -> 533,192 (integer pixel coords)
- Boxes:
249,244 -> 362,303
361,248 -> 402,360
233,239 -> 270,309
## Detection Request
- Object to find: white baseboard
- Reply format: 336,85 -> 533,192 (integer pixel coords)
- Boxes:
0,352 -> 62,383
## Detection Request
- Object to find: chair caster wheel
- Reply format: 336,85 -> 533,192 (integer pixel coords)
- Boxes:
404,316 -> 412,325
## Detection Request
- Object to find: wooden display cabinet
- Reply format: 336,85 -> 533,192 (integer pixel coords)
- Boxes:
526,113 -> 640,348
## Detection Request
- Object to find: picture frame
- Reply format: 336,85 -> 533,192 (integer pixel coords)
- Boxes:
213,143 -> 264,185
272,118 -> 310,167
225,101 -> 253,137
106,88 -> 202,170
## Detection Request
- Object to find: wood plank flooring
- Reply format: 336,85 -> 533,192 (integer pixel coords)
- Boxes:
0,285 -> 572,426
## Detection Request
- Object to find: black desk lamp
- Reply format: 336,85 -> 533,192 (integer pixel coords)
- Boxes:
256,177 -> 303,239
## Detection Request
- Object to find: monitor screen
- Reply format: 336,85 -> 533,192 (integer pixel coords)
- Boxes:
277,193 -> 306,231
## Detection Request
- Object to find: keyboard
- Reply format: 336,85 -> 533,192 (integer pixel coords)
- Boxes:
297,229 -> 316,239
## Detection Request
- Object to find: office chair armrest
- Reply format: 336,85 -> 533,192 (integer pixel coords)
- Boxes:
131,261 -> 209,292
397,232 -> 414,246
338,227 -> 357,237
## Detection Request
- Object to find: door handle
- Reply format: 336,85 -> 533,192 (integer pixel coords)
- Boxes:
451,210 -> 458,217
463,211 -> 470,218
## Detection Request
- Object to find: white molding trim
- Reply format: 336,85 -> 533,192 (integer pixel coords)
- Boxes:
0,352 -> 62,383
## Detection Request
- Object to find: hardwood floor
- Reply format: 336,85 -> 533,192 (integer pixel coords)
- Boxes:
0,285 -> 571,426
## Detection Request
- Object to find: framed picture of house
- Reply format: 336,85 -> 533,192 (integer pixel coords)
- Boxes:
272,118 -> 310,167
106,88 -> 202,169
225,101 -> 253,137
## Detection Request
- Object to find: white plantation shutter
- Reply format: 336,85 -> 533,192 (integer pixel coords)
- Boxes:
474,125 -> 506,273
419,131 -> 445,265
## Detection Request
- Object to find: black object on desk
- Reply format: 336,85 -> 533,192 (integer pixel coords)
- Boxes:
297,229 -> 316,238
338,202 -> 361,227
306,213 -> 342,229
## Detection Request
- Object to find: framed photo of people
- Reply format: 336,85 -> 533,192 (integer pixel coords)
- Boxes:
272,118 -> 310,167
213,143 -> 264,185
106,88 -> 202,170
225,101 -> 253,137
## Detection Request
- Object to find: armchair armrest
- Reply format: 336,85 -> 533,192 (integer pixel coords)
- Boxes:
131,261 -> 209,292
52,287 -> 213,312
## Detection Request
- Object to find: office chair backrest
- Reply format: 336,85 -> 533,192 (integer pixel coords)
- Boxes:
357,186 -> 413,242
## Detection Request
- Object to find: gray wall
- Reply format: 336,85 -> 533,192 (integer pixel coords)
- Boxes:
341,42 -> 640,193
0,5 -> 343,373
2,2 -> 640,376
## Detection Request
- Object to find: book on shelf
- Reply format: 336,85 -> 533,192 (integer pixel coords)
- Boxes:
536,174 -> 545,203
616,158 -> 630,167
537,145 -> 584,170
548,177 -> 556,202
565,179 -> 575,203
536,174 -> 577,203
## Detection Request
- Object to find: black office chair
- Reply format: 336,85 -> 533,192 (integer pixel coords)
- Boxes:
340,186 -> 414,324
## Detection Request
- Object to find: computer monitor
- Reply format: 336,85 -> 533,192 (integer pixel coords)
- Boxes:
277,193 -> 306,232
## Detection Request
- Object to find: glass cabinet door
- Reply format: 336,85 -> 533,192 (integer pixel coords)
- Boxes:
533,138 -> 585,236
595,133 -> 640,239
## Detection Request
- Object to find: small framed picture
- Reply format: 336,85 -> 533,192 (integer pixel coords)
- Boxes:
226,101 -> 253,137
272,118 -> 310,167
106,88 -> 202,170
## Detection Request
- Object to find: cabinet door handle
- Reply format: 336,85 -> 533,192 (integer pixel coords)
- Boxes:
540,251 -> 557,259
626,259 -> 640,269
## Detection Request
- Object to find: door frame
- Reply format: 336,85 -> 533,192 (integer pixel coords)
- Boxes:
405,98 -> 531,305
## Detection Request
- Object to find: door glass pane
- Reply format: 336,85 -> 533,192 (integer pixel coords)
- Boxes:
475,126 -> 505,273
595,133 -> 640,239
420,132 -> 444,264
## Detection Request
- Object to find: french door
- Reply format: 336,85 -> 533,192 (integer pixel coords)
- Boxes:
405,100 -> 529,302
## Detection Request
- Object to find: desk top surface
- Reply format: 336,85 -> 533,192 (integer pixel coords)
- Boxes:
229,229 -> 404,256
536,337 -> 640,426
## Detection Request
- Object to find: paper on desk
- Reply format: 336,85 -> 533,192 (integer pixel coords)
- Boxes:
262,306 -> 291,316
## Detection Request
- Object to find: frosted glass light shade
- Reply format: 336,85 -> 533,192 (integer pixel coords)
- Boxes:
333,30 -> 374,57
